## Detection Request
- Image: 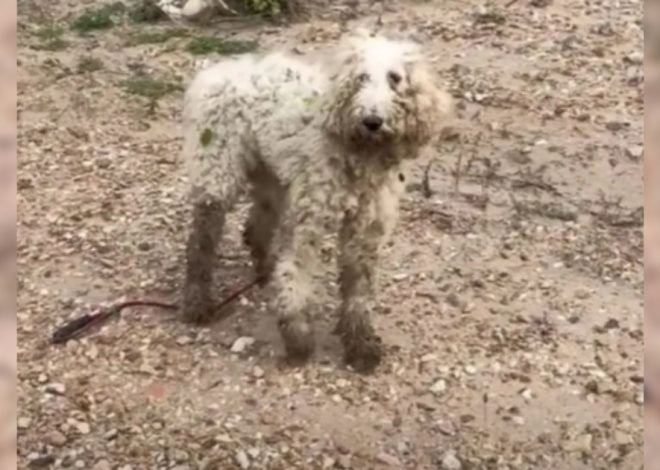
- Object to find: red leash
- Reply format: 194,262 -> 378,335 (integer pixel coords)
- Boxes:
51,276 -> 264,344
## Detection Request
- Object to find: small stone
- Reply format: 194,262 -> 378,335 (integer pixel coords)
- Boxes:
252,366 -> 264,378
18,417 -> 31,429
235,450 -> 250,469
230,337 -> 255,353
392,273 -> 408,281
565,433 -> 592,452
429,379 -> 447,395
512,415 -> 525,425
614,430 -> 632,445
446,293 -> 461,307
75,421 -> 91,435
45,383 -> 66,395
521,389 -> 533,401
322,456 -> 335,468
420,353 -> 438,363
47,430 -> 67,446
176,336 -> 192,346
625,145 -> 643,160
336,454 -> 352,469
376,452 -> 401,466
173,449 -> 189,462
441,451 -> 462,470
215,433 -> 232,444
464,365 -> 477,375
92,461 -> 112,470
624,51 -> 643,65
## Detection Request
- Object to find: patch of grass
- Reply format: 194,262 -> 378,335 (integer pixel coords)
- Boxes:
126,28 -> 189,46
71,2 -> 126,35
123,74 -> 183,101
185,36 -> 257,56
77,56 -> 104,73
247,0 -> 283,15
129,0 -> 168,23
33,23 -> 68,51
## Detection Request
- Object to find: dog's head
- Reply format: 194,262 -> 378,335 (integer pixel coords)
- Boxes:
323,31 -> 451,153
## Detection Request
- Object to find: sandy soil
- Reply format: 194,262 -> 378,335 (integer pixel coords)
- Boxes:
17,0 -> 643,468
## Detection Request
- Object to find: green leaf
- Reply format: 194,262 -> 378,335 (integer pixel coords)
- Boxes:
200,128 -> 214,147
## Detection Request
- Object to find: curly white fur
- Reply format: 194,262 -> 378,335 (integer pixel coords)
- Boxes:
181,31 -> 451,372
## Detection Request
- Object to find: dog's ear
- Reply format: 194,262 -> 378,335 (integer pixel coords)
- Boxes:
406,59 -> 452,144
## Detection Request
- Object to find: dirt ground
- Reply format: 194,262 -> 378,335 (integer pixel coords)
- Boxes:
17,0 -> 644,468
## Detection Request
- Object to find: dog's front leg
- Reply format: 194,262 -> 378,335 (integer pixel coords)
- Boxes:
271,180 -> 341,363
336,205 -> 387,373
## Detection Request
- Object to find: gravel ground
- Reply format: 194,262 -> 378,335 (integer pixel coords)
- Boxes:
18,0 -> 643,468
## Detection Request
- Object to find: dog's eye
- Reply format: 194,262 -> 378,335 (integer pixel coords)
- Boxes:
388,71 -> 402,85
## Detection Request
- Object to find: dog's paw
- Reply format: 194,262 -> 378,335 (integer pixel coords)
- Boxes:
279,316 -> 315,363
344,333 -> 383,374
181,284 -> 215,325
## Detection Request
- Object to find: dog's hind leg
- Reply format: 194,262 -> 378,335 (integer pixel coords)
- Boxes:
181,127 -> 245,325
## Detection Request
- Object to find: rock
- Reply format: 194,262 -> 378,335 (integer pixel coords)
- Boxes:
429,379 -> 447,395
176,336 -> 192,346
17,417 -> 31,429
624,51 -> 643,65
464,365 -> 477,375
181,0 -> 212,19
74,421 -> 91,435
336,454 -> 352,469
420,353 -> 438,363
92,461 -> 112,470
376,452 -> 401,466
512,415 -> 525,425
230,337 -> 255,354
625,145 -> 643,160
252,366 -> 264,378
47,430 -> 67,446
235,450 -> 250,469
215,433 -> 232,444
45,382 -> 66,395
565,433 -> 592,452
441,451 -> 462,470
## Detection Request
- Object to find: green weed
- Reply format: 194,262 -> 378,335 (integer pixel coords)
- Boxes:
185,36 -> 257,55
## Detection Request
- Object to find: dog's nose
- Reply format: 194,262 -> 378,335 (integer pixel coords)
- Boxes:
362,115 -> 383,131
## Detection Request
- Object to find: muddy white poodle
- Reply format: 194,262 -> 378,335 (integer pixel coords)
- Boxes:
181,31 -> 451,372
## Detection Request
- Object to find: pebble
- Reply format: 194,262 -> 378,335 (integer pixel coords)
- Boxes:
625,145 -> 643,160
429,379 -> 447,395
624,51 -> 643,64
420,353 -> 438,363
252,366 -> 265,378
74,421 -> 91,435
45,382 -> 66,395
464,365 -> 477,375
322,456 -> 336,468
441,451 -> 462,470
92,460 -> 112,470
376,451 -> 402,466
235,450 -> 250,469
230,337 -> 255,353
512,415 -> 525,425
47,430 -> 68,446
17,417 -> 31,429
